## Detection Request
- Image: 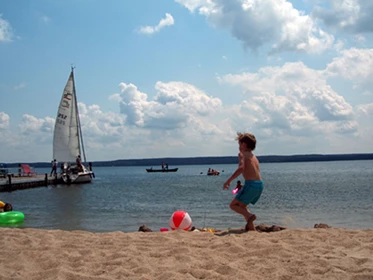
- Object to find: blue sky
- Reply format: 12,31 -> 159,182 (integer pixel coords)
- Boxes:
0,0 -> 372,163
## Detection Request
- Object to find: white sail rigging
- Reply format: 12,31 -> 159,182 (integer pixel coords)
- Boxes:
53,70 -> 81,162
53,68 -> 93,184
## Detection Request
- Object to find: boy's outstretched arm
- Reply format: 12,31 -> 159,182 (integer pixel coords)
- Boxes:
223,167 -> 243,189
223,153 -> 244,189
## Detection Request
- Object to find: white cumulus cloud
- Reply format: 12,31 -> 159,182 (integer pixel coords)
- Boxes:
138,13 -> 175,35
325,48 -> 373,94
18,114 -> 54,134
175,0 -> 334,54
313,0 -> 373,34
0,112 -> 10,129
0,14 -> 13,42
115,81 -> 222,129
219,60 -> 355,137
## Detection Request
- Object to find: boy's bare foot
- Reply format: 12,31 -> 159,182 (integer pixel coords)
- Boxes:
245,214 -> 257,231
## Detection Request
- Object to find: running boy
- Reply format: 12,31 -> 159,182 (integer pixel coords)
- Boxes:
223,132 -> 264,231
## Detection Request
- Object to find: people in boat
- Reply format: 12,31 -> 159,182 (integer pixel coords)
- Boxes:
0,201 -> 13,212
208,168 -> 220,175
162,162 -> 165,170
76,155 -> 84,172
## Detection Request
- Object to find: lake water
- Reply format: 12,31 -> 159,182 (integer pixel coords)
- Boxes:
1,160 -> 372,232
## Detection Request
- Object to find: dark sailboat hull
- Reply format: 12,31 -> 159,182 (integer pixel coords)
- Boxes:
146,168 -> 178,173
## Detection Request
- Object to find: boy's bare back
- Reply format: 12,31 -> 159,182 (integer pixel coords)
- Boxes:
240,151 -> 261,181
223,132 -> 261,189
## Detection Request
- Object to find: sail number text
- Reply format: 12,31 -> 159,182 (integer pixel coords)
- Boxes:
57,113 -> 67,126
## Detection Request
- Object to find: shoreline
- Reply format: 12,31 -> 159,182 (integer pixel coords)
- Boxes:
3,153 -> 373,168
1,227 -> 372,279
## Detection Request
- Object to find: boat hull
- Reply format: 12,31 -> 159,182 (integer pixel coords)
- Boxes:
146,168 -> 178,173
62,171 -> 94,184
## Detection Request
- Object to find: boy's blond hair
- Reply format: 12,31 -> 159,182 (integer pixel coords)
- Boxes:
235,132 -> 256,151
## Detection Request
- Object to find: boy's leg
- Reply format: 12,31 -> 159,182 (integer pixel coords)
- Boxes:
229,198 -> 256,231
245,213 -> 256,231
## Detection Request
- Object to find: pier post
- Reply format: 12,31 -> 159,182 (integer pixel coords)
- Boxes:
7,174 -> 12,192
44,173 -> 48,186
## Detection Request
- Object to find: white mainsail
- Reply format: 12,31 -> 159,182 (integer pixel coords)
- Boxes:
53,70 -> 81,163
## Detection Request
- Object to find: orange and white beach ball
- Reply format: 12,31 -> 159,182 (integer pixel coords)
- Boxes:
169,210 -> 192,231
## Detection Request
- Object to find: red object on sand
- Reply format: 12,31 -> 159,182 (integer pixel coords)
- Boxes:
169,210 -> 192,231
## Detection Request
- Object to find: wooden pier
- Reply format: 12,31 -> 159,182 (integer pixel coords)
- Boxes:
0,174 -> 63,192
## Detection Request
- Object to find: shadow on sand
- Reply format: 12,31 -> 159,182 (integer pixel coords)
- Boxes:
214,228 -> 247,236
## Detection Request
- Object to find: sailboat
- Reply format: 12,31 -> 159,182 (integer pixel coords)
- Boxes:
53,67 -> 94,184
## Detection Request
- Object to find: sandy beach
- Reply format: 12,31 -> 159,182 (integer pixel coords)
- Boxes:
1,227 -> 372,280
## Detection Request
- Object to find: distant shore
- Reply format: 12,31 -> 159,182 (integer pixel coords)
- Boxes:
4,153 -> 373,168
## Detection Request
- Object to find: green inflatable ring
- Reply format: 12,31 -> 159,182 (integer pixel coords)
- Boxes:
0,211 -> 25,224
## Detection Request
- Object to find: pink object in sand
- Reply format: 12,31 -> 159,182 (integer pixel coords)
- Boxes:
160,228 -> 169,232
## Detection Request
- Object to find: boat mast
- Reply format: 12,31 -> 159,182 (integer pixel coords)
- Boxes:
71,66 -> 88,163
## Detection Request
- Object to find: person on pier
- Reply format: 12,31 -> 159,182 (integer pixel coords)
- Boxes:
50,159 -> 58,176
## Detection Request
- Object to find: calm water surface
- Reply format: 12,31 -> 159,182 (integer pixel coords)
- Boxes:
1,160 -> 372,232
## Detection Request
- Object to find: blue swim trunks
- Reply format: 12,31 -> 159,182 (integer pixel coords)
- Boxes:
235,180 -> 264,205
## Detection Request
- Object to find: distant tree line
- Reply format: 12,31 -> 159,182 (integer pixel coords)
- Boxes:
3,153 -> 373,168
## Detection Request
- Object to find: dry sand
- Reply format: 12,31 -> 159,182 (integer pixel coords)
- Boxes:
1,227 -> 373,280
